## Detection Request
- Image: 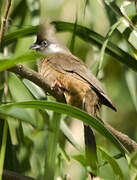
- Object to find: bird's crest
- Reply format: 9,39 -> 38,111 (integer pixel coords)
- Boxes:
37,21 -> 59,44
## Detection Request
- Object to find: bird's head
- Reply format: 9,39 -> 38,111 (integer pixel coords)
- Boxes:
30,38 -> 63,55
30,22 -> 71,55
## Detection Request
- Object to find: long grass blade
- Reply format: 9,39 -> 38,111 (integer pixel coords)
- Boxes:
0,101 -> 128,154
0,51 -> 44,72
96,20 -> 121,77
0,121 -> 8,180
44,112 -> 61,180
53,21 -> 137,72
99,148 -> 124,180
2,21 -> 137,71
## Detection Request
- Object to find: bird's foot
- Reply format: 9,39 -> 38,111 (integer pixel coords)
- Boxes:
51,80 -> 66,91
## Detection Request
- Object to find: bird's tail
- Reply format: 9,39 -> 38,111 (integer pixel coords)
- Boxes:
82,90 -> 100,178
84,124 -> 98,178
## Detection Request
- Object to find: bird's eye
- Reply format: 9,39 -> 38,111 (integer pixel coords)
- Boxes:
41,40 -> 48,46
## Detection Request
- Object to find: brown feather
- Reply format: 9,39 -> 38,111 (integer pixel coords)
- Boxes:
40,53 -> 116,111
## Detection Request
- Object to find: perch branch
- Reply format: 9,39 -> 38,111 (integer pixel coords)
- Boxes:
0,0 -> 12,48
3,170 -> 35,180
9,64 -> 65,103
8,64 -> 137,153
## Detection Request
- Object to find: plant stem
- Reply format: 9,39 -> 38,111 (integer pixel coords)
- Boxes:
96,20 -> 120,77
44,112 -> 61,180
0,0 -> 12,48
0,120 -> 8,180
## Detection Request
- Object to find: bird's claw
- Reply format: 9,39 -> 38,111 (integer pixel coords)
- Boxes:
51,80 -> 66,91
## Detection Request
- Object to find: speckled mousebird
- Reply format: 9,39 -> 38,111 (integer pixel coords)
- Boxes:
30,24 -> 116,115
30,23 -> 116,177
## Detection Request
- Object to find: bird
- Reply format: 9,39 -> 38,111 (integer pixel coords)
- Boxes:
30,23 -> 116,178
30,24 -> 116,114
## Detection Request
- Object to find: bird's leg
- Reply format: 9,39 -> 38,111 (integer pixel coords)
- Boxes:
51,79 -> 66,91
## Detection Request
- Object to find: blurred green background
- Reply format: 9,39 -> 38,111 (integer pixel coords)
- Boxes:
0,0 -> 137,179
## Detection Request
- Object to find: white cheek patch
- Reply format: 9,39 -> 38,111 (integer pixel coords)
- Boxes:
44,44 -> 62,55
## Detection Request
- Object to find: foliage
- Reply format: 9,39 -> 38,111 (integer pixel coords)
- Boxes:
0,0 -> 137,180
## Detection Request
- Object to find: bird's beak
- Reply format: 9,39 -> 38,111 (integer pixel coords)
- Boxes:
29,43 -> 41,50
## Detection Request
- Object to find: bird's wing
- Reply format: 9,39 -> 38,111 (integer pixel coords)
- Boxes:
47,53 -> 116,111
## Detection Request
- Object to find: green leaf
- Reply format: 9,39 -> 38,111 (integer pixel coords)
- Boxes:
60,120 -> 83,152
69,16 -> 77,53
72,154 -> 86,167
2,26 -> 38,47
2,21 -> 137,71
125,70 -> 137,111
8,73 -> 34,102
44,112 -> 61,180
0,100 -> 128,154
99,148 -> 124,180
8,73 -> 37,124
128,151 -> 137,180
23,79 -> 46,100
0,51 -> 44,72
59,146 -> 70,163
53,21 -> 137,72
104,1 -> 137,51
0,107 -> 36,126
96,20 -> 121,77
0,121 -> 8,180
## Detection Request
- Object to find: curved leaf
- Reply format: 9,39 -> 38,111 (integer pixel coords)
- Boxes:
99,148 -> 124,180
129,151 -> 137,180
0,51 -> 44,72
2,21 -> 137,71
0,100 -> 128,154
53,21 -> 137,72
60,120 -> 83,152
2,26 -> 38,47
0,107 -> 36,126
